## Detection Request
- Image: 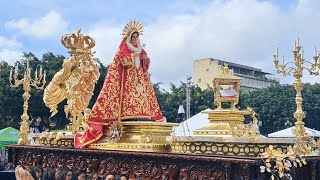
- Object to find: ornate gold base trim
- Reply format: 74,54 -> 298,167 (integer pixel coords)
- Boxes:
88,143 -> 172,152
31,132 -> 74,148
89,122 -> 178,152
169,136 -> 296,157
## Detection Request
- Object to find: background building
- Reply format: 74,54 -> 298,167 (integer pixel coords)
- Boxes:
193,58 -> 279,92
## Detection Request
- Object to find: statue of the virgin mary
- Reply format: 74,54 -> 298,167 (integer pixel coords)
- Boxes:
75,21 -> 163,148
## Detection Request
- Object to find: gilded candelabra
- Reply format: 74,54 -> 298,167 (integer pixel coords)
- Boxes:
273,38 -> 320,155
9,62 -> 46,145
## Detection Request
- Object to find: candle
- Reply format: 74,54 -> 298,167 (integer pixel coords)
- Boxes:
276,47 -> 279,58
302,48 -> 304,58
282,56 -> 285,64
40,65 -> 42,75
10,68 -> 12,79
297,37 -> 300,47
294,41 -> 296,50
27,60 -> 29,69
43,70 -> 46,81
15,64 -> 18,74
35,69 -> 38,80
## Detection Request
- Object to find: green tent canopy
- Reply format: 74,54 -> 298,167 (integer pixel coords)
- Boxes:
0,127 -> 20,149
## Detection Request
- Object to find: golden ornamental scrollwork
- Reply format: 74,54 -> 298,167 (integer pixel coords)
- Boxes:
43,29 -> 99,135
260,145 -> 307,180
141,133 -> 152,143
216,137 -> 226,142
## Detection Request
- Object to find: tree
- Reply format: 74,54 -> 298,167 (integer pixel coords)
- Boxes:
0,52 -> 67,129
239,84 -> 320,135
155,83 -> 214,123
153,82 -> 171,121
0,61 -> 23,129
301,83 -> 320,130
88,62 -> 109,108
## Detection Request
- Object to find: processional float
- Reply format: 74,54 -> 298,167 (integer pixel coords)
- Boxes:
8,21 -> 320,179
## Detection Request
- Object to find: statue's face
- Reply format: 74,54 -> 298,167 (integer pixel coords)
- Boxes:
131,32 -> 139,45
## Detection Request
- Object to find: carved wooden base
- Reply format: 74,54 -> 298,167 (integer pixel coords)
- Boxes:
6,145 -> 320,180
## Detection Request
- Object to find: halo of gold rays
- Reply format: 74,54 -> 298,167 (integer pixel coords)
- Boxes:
105,121 -> 123,144
122,20 -> 144,38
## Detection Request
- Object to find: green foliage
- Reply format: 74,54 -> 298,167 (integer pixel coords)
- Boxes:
154,83 -> 214,123
88,63 -> 109,108
0,52 -> 67,129
239,84 -> 320,135
240,84 -> 296,135
301,83 -> 320,129
0,61 -> 23,130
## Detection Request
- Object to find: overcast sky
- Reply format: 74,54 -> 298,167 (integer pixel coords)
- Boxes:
0,0 -> 320,86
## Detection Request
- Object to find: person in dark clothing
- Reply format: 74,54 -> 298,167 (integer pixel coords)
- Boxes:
34,116 -> 44,133
30,166 -> 42,180
42,167 -> 55,180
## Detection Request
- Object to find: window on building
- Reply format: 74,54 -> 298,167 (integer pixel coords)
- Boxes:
198,78 -> 201,83
206,68 -> 209,72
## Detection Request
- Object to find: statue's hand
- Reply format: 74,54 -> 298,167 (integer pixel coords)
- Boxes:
133,52 -> 140,58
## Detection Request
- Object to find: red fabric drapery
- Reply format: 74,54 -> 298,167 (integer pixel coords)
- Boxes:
75,38 -> 163,148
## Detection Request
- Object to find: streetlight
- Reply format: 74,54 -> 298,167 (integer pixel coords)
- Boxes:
186,76 -> 192,120
176,105 -> 191,136
176,105 -> 185,123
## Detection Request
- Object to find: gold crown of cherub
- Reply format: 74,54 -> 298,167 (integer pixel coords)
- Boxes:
61,29 -> 95,55
122,21 -> 144,38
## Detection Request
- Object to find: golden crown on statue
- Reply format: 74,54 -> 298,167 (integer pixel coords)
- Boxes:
61,29 -> 95,54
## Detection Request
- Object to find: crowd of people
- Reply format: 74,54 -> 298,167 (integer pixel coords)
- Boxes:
0,157 -> 129,180
13,165 -> 127,180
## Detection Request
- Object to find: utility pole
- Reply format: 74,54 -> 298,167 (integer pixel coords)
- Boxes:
186,75 -> 192,120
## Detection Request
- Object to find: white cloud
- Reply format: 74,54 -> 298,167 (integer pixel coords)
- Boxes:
0,37 -> 22,49
86,0 -> 320,85
87,22 -> 123,64
0,36 -> 23,65
0,49 -> 23,65
5,10 -> 68,39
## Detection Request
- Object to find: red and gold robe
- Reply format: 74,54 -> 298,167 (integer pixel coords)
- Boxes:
75,39 -> 163,148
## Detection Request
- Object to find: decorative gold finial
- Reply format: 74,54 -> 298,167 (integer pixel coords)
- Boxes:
220,64 -> 230,75
61,29 -> 95,55
121,21 -> 144,38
